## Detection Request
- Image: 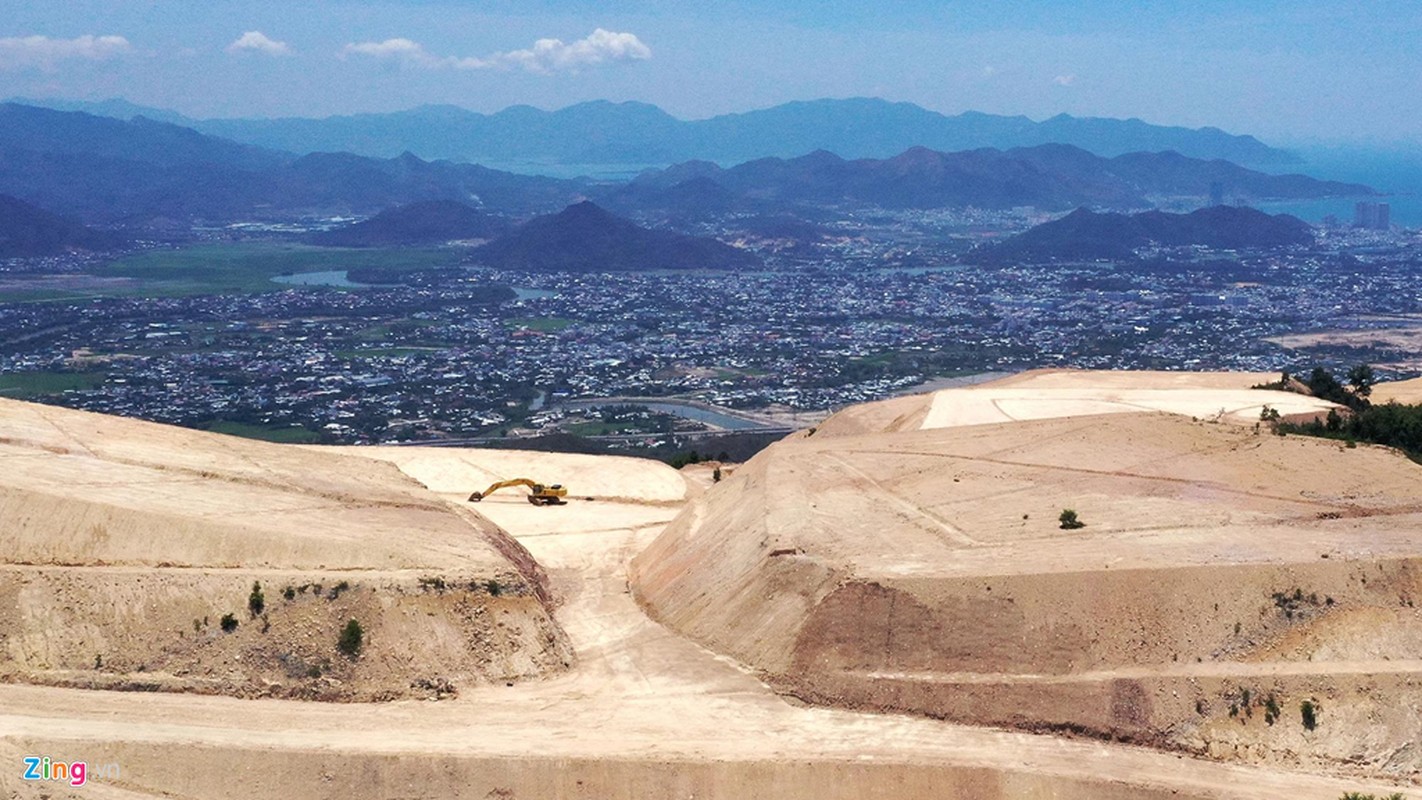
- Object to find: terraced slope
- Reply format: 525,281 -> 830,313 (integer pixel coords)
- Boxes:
632,371 -> 1422,781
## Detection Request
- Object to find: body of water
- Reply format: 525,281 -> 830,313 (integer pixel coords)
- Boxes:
640,401 -> 764,430
1260,195 -> 1422,229
1260,148 -> 1422,228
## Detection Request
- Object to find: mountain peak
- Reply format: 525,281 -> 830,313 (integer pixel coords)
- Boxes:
473,201 -> 758,272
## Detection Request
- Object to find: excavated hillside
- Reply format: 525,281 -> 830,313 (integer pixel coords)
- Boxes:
1,386 -> 1412,800
0,398 -> 572,700
631,370 -> 1422,782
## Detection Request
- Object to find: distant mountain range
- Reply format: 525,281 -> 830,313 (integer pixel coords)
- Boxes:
0,104 -> 1371,231
977,206 -> 1315,263
0,104 -> 586,223
472,201 -> 760,272
0,194 -> 121,257
15,96 -> 1300,167
310,200 -> 510,247
605,145 -> 1370,215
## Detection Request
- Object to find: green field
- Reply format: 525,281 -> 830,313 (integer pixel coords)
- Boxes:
0,371 -> 105,398
565,420 -> 635,436
0,244 -> 456,303
202,420 -> 323,444
96,243 -> 453,296
505,316 -> 574,333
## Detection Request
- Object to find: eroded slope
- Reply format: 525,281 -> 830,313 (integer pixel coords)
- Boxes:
0,398 -> 572,700
632,373 -> 1422,781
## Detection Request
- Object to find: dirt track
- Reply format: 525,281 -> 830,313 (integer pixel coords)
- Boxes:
2,437 -> 1412,798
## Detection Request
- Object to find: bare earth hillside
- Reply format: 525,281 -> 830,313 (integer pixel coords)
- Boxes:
0,382 -> 1414,799
0,398 -> 571,700
633,370 -> 1422,783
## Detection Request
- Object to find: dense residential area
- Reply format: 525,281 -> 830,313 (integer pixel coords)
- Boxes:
3,219 -> 1421,446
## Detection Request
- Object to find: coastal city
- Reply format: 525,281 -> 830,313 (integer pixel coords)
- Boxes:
3,215 -> 1421,450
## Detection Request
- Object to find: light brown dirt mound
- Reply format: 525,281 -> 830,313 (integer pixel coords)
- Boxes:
0,440 -> 1408,799
812,392 -> 934,437
0,398 -> 572,700
985,368 -> 1282,390
631,402 -> 1422,782
1373,375 -> 1422,405
816,369 -> 1339,435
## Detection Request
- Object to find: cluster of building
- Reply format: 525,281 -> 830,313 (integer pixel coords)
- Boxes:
2,222 -> 1421,445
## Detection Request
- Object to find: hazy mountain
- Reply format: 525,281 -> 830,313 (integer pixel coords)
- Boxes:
0,104 -> 588,223
0,194 -> 122,257
310,200 -> 510,247
0,104 -> 1368,229
17,97 -> 1300,167
472,201 -> 760,272
0,102 -> 281,171
7,97 -> 194,126
612,145 -> 1369,214
977,206 -> 1315,263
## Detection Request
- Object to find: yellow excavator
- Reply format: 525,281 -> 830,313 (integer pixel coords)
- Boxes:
468,478 -> 568,506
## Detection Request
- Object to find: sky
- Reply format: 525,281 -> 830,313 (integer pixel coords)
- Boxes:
1,0 -> 1420,146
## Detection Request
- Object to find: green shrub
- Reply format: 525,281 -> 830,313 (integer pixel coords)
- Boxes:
668,450 -> 703,469
248,581 -> 265,617
1264,694 -> 1281,725
1058,509 -> 1085,530
337,619 -> 364,658
219,613 -> 238,632
1301,699 -> 1319,731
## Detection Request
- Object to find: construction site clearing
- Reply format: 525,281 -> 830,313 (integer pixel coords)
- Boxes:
1,369 -> 1418,799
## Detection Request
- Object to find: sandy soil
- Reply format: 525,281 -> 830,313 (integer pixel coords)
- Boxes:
0,399 -> 571,700
1268,326 -> 1422,352
1372,375 -> 1422,404
835,369 -> 1340,432
634,371 -> 1422,784
1,420 -> 1406,798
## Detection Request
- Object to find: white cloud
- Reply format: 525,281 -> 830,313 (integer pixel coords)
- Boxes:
0,34 -> 132,70
343,37 -> 440,67
343,29 -> 650,75
227,31 -> 291,56
1053,73 -> 1078,86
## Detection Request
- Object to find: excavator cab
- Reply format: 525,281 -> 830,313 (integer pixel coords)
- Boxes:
468,478 -> 568,506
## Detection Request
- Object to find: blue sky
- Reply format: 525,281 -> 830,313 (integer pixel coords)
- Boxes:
1,0 -> 1419,144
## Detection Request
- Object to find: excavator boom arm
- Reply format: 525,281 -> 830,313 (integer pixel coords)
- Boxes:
471,478 -> 537,500
468,478 -> 567,504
